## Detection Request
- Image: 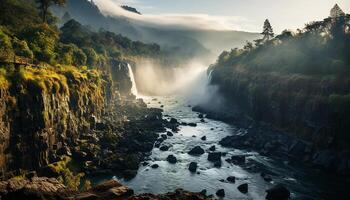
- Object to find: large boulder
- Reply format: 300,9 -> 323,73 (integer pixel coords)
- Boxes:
188,146 -> 205,155
237,183 -> 248,194
208,152 -> 222,163
216,189 -> 225,197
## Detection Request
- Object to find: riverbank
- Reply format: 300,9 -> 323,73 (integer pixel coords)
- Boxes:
0,178 -> 210,200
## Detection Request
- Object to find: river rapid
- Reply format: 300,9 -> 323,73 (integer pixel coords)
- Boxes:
91,94 -> 346,200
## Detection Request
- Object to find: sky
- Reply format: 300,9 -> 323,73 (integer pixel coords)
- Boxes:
96,0 -> 350,33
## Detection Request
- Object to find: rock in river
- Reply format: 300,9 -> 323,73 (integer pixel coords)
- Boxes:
151,164 -> 159,169
265,184 -> 290,200
208,152 -> 222,162
216,189 -> 225,197
167,155 -> 177,164
209,145 -> 216,151
189,162 -> 198,172
159,145 -> 170,151
237,183 -> 248,194
230,155 -> 246,164
201,136 -> 207,141
188,146 -> 205,155
227,176 -> 236,183
166,131 -> 174,136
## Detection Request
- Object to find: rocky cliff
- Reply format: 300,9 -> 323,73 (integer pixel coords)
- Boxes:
0,62 -> 166,179
197,67 -> 350,174
0,66 -> 111,175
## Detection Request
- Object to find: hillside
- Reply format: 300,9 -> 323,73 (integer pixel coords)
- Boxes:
206,13 -> 350,158
0,0 -> 173,192
51,0 -> 260,59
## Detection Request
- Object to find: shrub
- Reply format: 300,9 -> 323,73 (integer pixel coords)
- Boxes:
20,24 -> 58,63
12,37 -> 33,58
0,27 -> 14,58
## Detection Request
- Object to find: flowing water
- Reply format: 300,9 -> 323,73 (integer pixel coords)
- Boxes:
93,66 -> 346,199
92,94 -> 346,200
127,63 -> 138,96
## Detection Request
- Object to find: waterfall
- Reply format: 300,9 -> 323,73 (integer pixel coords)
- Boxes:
208,69 -> 214,82
127,63 -> 138,96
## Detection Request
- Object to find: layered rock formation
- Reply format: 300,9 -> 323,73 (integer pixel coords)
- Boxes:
198,68 -> 350,174
0,62 -> 167,179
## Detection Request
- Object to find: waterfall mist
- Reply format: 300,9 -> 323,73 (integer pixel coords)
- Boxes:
134,58 -> 224,110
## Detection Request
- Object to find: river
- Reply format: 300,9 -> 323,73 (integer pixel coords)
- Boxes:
92,94 -> 346,200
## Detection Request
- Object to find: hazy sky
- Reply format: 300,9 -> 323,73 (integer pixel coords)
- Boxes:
101,0 -> 350,33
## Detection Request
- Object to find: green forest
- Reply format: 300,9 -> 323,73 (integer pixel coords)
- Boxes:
0,0 -> 160,70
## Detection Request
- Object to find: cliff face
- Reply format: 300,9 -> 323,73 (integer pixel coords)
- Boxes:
0,66 -> 114,175
210,67 -> 350,152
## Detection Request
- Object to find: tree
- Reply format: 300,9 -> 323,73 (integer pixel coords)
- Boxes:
36,0 -> 66,23
330,4 -> 345,18
61,12 -> 72,24
243,41 -> 254,51
261,19 -> 274,41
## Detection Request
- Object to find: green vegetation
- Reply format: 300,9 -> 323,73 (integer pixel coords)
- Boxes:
210,7 -> 350,150
0,0 -> 161,70
214,14 -> 350,76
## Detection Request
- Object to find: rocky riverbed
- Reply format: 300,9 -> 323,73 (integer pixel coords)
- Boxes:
90,95 -> 349,200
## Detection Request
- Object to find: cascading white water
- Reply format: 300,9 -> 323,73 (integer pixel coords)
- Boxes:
127,63 -> 138,96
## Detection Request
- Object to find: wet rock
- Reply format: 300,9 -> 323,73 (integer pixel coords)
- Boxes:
188,123 -> 197,127
237,183 -> 248,194
151,164 -> 159,169
208,152 -> 222,162
192,135 -> 197,138
142,162 -> 149,166
200,189 -> 207,196
230,155 -> 246,164
226,176 -> 236,183
154,141 -> 162,148
170,118 -> 178,124
159,145 -> 169,151
167,131 -> 174,136
265,184 -> 290,200
161,134 -> 167,140
214,161 -> 222,168
201,136 -> 207,141
200,119 -> 205,123
189,162 -> 198,172
261,173 -> 273,182
167,155 -> 177,164
216,189 -> 225,197
188,146 -> 205,155
209,145 -> 216,151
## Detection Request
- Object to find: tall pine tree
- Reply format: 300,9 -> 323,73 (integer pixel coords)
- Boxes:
261,19 -> 274,41
330,4 -> 345,18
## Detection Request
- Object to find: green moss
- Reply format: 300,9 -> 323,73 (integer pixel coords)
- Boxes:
47,156 -> 71,175
0,68 -> 9,88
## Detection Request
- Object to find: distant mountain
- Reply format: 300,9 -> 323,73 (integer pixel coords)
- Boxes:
51,0 -> 259,60
121,5 -> 141,15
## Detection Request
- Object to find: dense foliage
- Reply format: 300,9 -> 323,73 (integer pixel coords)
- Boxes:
0,0 -> 161,70
210,12 -> 350,150
214,15 -> 350,76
